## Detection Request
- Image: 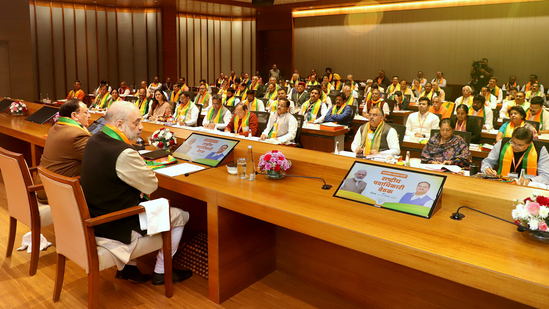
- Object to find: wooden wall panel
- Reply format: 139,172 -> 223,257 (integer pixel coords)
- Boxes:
31,3 -> 161,98
251,20 -> 256,75
156,11 -> 163,80
294,1 -> 549,86
0,42 -> 11,98
177,15 -> 256,85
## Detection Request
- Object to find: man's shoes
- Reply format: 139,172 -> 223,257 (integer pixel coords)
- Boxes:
151,268 -> 193,286
115,265 -> 152,283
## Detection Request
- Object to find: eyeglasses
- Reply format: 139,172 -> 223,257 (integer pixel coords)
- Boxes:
510,140 -> 529,149
368,113 -> 380,118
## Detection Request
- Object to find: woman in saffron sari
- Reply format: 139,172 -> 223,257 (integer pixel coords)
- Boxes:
496,106 -> 538,142
421,118 -> 471,167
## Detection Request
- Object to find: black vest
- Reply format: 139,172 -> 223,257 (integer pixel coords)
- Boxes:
359,123 -> 392,151
81,131 -> 144,244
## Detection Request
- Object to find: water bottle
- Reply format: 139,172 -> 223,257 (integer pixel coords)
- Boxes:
334,141 -> 339,154
246,145 -> 256,181
406,151 -> 410,166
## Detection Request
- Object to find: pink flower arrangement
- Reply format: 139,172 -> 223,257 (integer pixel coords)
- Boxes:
512,194 -> 549,231
9,101 -> 27,114
149,127 -> 177,149
258,150 -> 291,173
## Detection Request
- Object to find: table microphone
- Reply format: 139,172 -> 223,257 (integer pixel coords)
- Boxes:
450,206 -> 529,232
255,171 -> 332,190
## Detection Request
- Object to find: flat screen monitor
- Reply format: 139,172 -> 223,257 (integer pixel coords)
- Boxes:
86,116 -> 105,135
172,132 -> 239,167
0,99 -> 15,113
333,161 -> 447,219
25,106 -> 59,124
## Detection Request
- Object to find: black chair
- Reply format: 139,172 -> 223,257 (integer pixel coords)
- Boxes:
390,123 -> 406,149
328,93 -> 337,106
124,96 -> 138,103
350,105 -> 357,118
492,108 -> 500,129
293,114 -> 305,147
468,115 -> 484,128
433,113 -> 442,121
225,105 -> 236,114
252,111 -> 270,136
195,103 -> 204,126
442,87 -> 453,101
430,129 -> 472,146
526,120 -> 540,133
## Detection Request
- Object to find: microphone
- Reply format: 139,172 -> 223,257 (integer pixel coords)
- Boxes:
255,171 -> 332,190
450,206 -> 529,232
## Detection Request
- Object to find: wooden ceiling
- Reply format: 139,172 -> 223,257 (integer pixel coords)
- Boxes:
39,0 -> 425,16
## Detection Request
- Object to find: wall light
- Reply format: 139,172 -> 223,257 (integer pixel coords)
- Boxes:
292,0 -> 546,18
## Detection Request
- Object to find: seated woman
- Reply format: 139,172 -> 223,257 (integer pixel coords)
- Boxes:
148,89 -> 173,121
451,104 -> 481,144
110,89 -> 123,103
496,106 -> 537,142
421,118 -> 471,167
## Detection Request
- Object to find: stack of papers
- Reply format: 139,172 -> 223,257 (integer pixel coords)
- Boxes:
154,163 -> 205,177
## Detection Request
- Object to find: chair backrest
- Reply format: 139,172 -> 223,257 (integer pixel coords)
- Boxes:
442,87 -> 453,101
350,105 -> 357,118
433,113 -> 442,121
0,147 -> 34,226
252,111 -> 270,136
259,98 -> 269,110
390,123 -> 406,149
526,120 -> 540,133
468,115 -> 484,127
225,105 -> 236,114
38,167 -> 91,273
124,96 -> 138,103
195,103 -> 204,126
385,99 -> 395,117
430,129 -> 472,146
492,108 -> 499,129
293,114 -> 305,147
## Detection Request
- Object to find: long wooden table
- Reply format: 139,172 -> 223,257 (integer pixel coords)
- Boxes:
2,101 -> 549,308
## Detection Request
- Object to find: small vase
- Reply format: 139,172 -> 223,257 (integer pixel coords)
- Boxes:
522,230 -> 549,244
266,170 -> 284,180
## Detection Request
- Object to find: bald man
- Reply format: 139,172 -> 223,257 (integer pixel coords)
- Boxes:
81,101 -> 192,286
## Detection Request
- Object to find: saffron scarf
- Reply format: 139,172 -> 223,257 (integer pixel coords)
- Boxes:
503,120 -> 525,137
468,106 -> 486,124
206,107 -> 223,123
223,96 -> 236,106
498,141 -> 537,176
175,102 -> 194,122
331,104 -> 346,116
302,99 -> 322,121
265,91 -> 277,101
94,93 -> 111,109
102,125 -> 131,145
136,98 -> 150,116
57,117 -> 90,135
421,90 -> 434,100
268,121 -> 279,138
345,96 -> 354,106
233,111 -> 250,134
360,121 -> 385,154
245,98 -> 259,111
169,90 -> 182,103
196,93 -> 211,105
67,89 -> 83,99
388,83 -> 400,94
526,108 -> 543,127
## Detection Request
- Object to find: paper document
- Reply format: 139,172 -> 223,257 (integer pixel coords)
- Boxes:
419,164 -> 462,173
154,163 -> 205,177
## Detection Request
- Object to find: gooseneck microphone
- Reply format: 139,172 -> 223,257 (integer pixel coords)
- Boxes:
255,171 -> 332,190
450,206 -> 529,232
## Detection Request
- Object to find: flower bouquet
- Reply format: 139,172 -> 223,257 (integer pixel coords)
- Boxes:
8,101 -> 28,116
512,193 -> 549,243
258,150 -> 291,179
149,127 -> 177,150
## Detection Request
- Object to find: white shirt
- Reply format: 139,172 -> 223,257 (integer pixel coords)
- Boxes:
410,193 -> 434,208
261,112 -> 298,143
470,107 -> 494,130
405,111 -> 440,137
488,87 -> 503,104
300,100 -> 328,124
527,109 -> 549,131
454,96 -> 473,110
500,100 -> 529,120
431,78 -> 447,88
202,106 -> 232,130
351,125 -> 400,157
175,103 -> 199,126
147,83 -> 162,94
483,94 -> 498,109
194,94 -> 213,109
522,83 -> 545,94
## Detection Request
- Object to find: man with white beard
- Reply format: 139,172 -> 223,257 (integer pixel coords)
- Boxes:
339,170 -> 368,194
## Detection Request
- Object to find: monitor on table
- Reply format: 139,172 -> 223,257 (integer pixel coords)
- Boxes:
171,132 -> 239,167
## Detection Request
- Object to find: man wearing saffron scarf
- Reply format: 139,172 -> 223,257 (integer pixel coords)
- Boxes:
522,74 -> 545,94
502,76 -> 519,92
203,95 -> 231,130
118,81 -> 131,96
431,82 -> 446,101
228,71 -> 237,86
135,88 -> 151,117
373,70 -> 390,89
386,76 -> 401,99
324,93 -> 353,128
469,95 -> 494,130
223,87 -> 240,107
216,73 -> 225,88
416,71 -> 427,87
431,71 -> 447,88
300,87 -> 328,124
352,106 -> 400,157
178,77 -> 190,91
148,76 -> 162,94
526,97 -> 549,134
292,82 -> 310,109
35,99 -> 90,203
482,127 -> 549,185
429,97 -> 451,119
225,103 -> 259,137
501,91 -> 529,119
168,83 -> 182,104
174,91 -> 199,126
479,87 -> 497,109
362,89 -> 390,120
66,80 -> 85,100
526,83 -> 545,103
242,90 -> 265,112
194,84 -> 212,109
261,98 -> 297,143
81,101 -> 192,285
486,77 -> 503,104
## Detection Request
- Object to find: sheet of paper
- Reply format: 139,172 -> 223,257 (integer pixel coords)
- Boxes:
336,151 -> 357,158
419,164 -> 462,173
154,163 -> 205,177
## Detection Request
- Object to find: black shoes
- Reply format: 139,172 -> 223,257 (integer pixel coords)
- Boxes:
115,265 -> 152,283
151,268 -> 193,286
